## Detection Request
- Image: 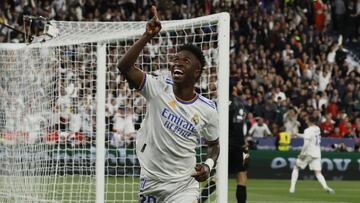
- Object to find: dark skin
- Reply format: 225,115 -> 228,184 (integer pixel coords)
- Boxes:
192,138 -> 220,182
117,6 -> 219,182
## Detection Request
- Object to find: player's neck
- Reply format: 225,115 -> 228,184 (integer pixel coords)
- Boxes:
173,84 -> 197,102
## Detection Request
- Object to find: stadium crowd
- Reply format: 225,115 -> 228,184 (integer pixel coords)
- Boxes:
0,0 -> 359,149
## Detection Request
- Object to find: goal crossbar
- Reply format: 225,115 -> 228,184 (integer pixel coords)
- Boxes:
30,13 -> 229,48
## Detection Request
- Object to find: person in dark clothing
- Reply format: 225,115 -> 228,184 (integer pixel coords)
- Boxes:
229,96 -> 251,203
199,95 -> 250,203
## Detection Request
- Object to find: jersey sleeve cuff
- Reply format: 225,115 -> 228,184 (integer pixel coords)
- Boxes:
138,73 -> 147,91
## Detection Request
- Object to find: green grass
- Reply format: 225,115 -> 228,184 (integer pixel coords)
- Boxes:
1,176 -> 359,202
232,179 -> 360,203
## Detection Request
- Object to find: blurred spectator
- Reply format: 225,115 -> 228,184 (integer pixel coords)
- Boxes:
105,98 -> 118,131
327,97 -> 340,118
274,87 -> 286,102
276,126 -> 291,151
327,36 -> 342,64
262,97 -> 278,122
354,118 -> 360,138
68,132 -> 85,147
248,117 -> 272,138
247,112 -> 257,126
318,65 -> 333,91
69,106 -> 82,132
111,105 -> 135,148
313,0 -> 326,32
347,0 -> 360,42
320,113 -> 335,137
331,142 -> 348,152
333,0 -> 346,34
338,114 -> 354,137
56,86 -> 71,131
283,108 -> 300,137
332,127 -> 343,138
43,126 -> 59,145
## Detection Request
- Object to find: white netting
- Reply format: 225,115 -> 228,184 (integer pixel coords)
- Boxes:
0,13 -> 228,203
0,46 -> 63,202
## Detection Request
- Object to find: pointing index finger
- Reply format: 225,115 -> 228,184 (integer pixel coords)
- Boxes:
151,5 -> 159,20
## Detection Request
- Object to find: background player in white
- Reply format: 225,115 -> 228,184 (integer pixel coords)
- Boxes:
289,115 -> 334,194
117,6 -> 220,202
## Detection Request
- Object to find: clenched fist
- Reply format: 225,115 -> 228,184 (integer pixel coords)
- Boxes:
191,164 -> 210,182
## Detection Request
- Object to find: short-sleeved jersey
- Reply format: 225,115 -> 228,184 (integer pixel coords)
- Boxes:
136,73 -> 219,182
301,125 -> 321,158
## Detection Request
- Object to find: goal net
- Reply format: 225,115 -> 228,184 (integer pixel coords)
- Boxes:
0,13 -> 229,203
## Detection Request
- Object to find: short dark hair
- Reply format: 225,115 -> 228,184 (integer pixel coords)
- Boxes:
178,44 -> 205,82
308,115 -> 318,124
178,44 -> 206,69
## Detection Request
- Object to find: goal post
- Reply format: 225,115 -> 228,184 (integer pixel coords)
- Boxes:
0,13 -> 230,203
96,43 -> 106,203
217,12 -> 230,203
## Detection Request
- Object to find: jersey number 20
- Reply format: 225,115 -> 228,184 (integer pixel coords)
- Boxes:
140,194 -> 156,203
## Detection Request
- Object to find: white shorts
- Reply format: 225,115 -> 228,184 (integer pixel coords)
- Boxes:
139,176 -> 199,203
296,156 -> 322,171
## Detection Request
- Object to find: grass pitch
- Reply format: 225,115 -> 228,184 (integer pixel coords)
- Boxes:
1,176 -> 359,202
63,177 -> 360,202
233,179 -> 360,203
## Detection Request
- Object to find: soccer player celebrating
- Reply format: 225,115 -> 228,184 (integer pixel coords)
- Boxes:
117,6 -> 220,202
289,115 -> 334,194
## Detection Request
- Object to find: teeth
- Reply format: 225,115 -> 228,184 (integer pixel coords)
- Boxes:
174,69 -> 183,75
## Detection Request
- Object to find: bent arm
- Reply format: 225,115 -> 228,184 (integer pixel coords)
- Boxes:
248,125 -> 255,136
206,138 -> 220,165
191,138 -> 220,182
265,125 -> 272,136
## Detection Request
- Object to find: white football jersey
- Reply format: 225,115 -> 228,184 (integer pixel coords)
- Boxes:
301,125 -> 321,158
136,73 -> 219,182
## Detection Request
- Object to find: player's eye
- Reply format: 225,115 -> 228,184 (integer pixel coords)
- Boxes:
183,58 -> 191,64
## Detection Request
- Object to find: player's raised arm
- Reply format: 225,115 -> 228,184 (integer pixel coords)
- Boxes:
117,6 -> 161,89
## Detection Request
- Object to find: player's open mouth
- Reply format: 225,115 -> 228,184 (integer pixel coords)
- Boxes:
173,69 -> 184,78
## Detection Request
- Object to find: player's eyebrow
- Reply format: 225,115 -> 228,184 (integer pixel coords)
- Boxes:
173,56 -> 191,64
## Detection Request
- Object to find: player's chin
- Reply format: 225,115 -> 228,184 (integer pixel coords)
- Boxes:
172,75 -> 185,83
